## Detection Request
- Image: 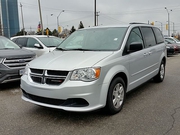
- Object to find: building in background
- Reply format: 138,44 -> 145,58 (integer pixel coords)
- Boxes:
0,0 -> 20,38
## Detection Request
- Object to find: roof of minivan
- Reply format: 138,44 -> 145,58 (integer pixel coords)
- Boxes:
79,23 -> 155,30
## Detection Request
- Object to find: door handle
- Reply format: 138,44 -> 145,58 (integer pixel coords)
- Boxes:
144,53 -> 148,56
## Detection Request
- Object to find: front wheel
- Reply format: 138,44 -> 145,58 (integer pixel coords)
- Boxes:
154,61 -> 165,83
105,77 -> 126,115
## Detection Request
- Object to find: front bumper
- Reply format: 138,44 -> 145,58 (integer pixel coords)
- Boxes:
0,65 -> 23,83
21,75 -> 108,112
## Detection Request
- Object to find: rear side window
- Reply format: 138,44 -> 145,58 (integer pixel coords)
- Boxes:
141,27 -> 156,48
16,38 -> 27,47
153,28 -> 164,44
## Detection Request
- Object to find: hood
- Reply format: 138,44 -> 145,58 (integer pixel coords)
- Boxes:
0,48 -> 35,58
29,50 -> 113,71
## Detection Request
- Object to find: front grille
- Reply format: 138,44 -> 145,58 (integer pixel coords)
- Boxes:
30,68 -> 69,85
3,56 -> 34,69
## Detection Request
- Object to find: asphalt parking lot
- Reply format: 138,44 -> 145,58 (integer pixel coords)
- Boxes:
0,54 -> 180,135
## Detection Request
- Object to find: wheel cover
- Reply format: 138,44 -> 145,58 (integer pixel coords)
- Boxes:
112,83 -> 124,109
160,64 -> 165,79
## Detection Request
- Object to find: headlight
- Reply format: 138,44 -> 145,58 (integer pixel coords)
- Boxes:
0,58 -> 4,63
70,67 -> 101,82
24,64 -> 29,75
166,46 -> 170,49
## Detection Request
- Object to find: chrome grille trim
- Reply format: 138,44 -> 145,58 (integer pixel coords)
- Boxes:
3,57 -> 34,69
30,68 -> 68,85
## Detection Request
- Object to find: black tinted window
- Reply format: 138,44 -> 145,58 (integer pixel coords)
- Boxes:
141,27 -> 156,48
153,28 -> 164,44
16,38 -> 27,47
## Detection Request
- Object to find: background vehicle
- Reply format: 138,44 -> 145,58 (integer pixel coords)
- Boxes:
11,35 -> 63,57
165,38 -> 180,53
164,37 -> 180,44
21,24 -> 166,114
0,36 -> 35,83
166,44 -> 179,56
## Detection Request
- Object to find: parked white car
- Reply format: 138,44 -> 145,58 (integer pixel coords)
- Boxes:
21,23 -> 166,114
11,35 -> 63,57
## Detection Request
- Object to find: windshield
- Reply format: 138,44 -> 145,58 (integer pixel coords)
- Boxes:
37,37 -> 63,47
173,37 -> 180,42
165,38 -> 176,44
56,27 -> 127,51
0,36 -> 20,49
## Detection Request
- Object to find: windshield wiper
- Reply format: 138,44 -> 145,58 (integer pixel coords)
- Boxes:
0,48 -> 15,50
67,48 -> 93,51
48,46 -> 57,47
56,48 -> 67,51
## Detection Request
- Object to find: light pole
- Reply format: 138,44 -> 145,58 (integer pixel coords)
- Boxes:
46,14 -> 53,28
57,10 -> 64,33
20,3 -> 25,35
94,0 -> 96,26
165,7 -> 172,36
170,21 -> 175,36
38,0 -> 43,35
96,11 -> 100,26
155,21 -> 163,33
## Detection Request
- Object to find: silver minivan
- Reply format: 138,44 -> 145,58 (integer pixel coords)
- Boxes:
21,23 -> 166,114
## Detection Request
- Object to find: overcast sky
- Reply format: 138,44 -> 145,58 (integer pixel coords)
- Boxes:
18,0 -> 180,35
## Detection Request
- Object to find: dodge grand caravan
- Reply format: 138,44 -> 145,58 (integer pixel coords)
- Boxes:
21,23 -> 166,114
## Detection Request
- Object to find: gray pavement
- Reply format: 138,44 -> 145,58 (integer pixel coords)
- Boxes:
0,55 -> 180,135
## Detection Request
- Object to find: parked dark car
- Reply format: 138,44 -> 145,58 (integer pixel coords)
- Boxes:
166,44 -> 179,56
165,39 -> 180,55
0,36 -> 36,83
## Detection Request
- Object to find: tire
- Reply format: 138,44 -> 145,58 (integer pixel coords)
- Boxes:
154,61 -> 165,83
105,77 -> 126,115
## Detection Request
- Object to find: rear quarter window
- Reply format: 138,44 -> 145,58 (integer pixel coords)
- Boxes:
16,38 -> 27,47
153,27 -> 164,44
141,27 -> 156,48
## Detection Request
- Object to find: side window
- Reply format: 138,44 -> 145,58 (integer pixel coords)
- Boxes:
123,27 -> 144,55
153,28 -> 164,44
141,27 -> 156,48
16,38 -> 27,47
27,38 -> 39,48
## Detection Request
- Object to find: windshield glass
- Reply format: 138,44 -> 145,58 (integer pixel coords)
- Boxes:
165,39 -> 175,44
56,27 -> 127,51
173,37 -> 180,42
37,37 -> 63,47
0,36 -> 20,49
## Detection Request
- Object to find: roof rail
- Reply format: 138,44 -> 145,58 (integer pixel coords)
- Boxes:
129,22 -> 148,25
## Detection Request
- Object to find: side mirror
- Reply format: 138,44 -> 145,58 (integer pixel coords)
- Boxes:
34,43 -> 43,49
128,42 -> 143,53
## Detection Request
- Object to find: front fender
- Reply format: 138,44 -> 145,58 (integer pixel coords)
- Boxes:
99,65 -> 129,106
